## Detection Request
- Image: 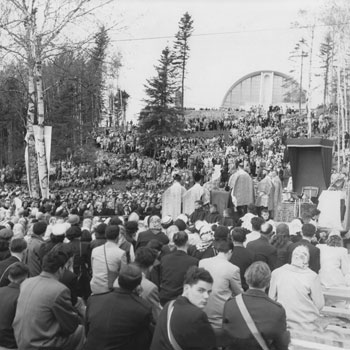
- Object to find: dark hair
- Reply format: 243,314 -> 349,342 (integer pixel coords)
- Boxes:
109,216 -> 123,226
245,261 -> 271,289
65,226 -> 82,241
251,217 -> 264,231
193,172 -> 202,183
230,227 -> 248,243
10,238 -> 27,253
118,263 -> 142,291
50,234 -> 65,243
302,223 -> 316,238
146,239 -> 163,252
81,229 -> 92,242
272,223 -> 290,249
105,225 -> 120,240
213,239 -> 233,253
42,250 -> 68,274
174,174 -> 181,182
247,204 -> 258,215
95,223 -> 107,238
135,247 -> 157,269
8,262 -> 29,281
184,266 -> 213,286
173,231 -> 188,247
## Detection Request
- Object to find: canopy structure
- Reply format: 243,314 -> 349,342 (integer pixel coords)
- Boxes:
287,138 -> 333,194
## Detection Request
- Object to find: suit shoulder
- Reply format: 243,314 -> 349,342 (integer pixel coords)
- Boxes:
131,293 -> 153,312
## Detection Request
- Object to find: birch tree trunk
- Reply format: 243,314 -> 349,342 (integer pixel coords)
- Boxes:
306,27 -> 315,138
25,15 -> 40,198
337,66 -> 342,172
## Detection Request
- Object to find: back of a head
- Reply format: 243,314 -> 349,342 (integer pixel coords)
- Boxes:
245,261 -> 271,289
109,216 -> 123,226
42,250 -> 68,274
213,239 -> 233,253
251,216 -> 264,231
118,263 -> 142,291
302,223 -> 316,238
66,226 -> 82,241
276,223 -> 289,236
184,266 -> 213,286
146,239 -> 163,252
33,221 -> 47,236
247,203 -> 258,215
10,238 -> 27,253
95,223 -> 107,237
173,231 -> 188,247
193,172 -> 201,183
231,227 -> 247,243
135,247 -> 157,269
105,225 -> 120,241
8,262 -> 29,283
260,222 -> 273,236
174,174 -> 181,182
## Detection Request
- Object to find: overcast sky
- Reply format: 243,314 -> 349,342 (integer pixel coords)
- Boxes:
101,0 -> 326,120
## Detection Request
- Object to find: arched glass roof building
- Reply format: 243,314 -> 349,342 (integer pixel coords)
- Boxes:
221,70 -> 304,110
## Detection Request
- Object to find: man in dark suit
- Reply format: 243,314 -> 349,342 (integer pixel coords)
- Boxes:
136,216 -> 169,250
151,266 -> 217,350
223,261 -> 290,350
246,223 -> 277,271
85,263 -> 153,350
0,239 -> 27,287
230,227 -> 254,290
159,231 -> 198,306
0,262 -> 29,349
287,223 -> 320,273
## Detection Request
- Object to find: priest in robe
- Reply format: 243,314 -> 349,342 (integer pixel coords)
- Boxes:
255,169 -> 275,215
228,160 -> 254,216
161,173 -> 186,220
183,172 -> 209,216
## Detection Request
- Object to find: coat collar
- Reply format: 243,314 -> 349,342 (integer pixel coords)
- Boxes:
244,289 -> 268,298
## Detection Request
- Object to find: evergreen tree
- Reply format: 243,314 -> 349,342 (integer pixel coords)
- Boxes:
173,12 -> 194,111
139,46 -> 184,157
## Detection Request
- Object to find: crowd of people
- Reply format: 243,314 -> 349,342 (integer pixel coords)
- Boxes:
0,106 -> 349,349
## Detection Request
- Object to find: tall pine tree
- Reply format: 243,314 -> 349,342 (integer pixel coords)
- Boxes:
139,46 -> 184,157
173,12 -> 194,111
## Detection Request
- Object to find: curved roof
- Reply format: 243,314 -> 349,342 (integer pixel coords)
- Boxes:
221,70 -> 295,108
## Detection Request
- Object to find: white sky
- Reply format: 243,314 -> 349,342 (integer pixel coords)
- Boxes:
98,0 -> 327,120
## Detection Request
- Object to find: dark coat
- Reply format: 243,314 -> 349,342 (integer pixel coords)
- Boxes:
151,296 -> 216,350
0,283 -> 20,348
159,250 -> 198,305
223,289 -> 290,350
287,239 -> 320,273
85,288 -> 153,350
136,230 -> 169,250
246,236 -> 277,271
0,256 -> 20,287
230,245 -> 254,291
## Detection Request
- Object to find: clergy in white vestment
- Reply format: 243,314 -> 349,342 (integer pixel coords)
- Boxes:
228,161 -> 254,210
271,171 -> 283,217
255,171 -> 274,211
183,173 -> 209,216
161,173 -> 186,220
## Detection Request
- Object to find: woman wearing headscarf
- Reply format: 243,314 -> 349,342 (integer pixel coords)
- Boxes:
316,230 -> 350,288
269,245 -> 324,331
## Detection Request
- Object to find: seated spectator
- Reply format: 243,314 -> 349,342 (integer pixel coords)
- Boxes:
287,223 -> 320,273
244,216 -> 264,246
151,266 -> 216,350
90,225 -> 126,294
13,250 -> 84,350
85,264 -> 153,350
159,231 -> 198,306
199,239 -> 242,328
205,204 -> 222,224
223,261 -> 290,350
317,230 -> 350,288
0,238 -> 27,287
270,223 -> 292,268
189,200 -> 207,225
247,222 -> 277,271
127,247 -> 162,322
269,246 -> 324,331
240,203 -> 258,232
230,227 -> 254,291
0,228 -> 13,261
0,262 -> 29,349
136,215 -> 169,249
